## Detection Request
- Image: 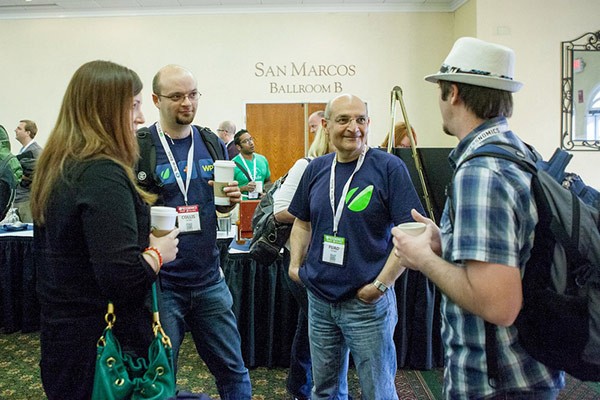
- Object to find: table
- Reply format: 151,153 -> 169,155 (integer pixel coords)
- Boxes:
0,234 -> 442,370
0,231 -> 39,333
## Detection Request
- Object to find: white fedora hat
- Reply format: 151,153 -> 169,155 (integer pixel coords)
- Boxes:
425,37 -> 523,92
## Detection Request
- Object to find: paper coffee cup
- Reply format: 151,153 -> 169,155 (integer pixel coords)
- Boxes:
151,206 -> 178,237
213,160 -> 236,206
396,222 -> 426,236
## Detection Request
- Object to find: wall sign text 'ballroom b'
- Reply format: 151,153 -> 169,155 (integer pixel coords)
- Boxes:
255,61 -> 356,94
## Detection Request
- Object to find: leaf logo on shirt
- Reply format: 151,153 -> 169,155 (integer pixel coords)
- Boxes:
160,168 -> 172,181
345,185 -> 373,212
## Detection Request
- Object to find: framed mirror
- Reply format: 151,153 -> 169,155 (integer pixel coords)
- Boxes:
561,30 -> 600,151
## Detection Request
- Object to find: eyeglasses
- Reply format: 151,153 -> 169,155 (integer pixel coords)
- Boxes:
330,116 -> 368,126
156,91 -> 201,103
216,129 -> 226,133
240,137 -> 255,145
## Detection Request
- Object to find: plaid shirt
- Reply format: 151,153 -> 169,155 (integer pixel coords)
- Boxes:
439,117 -> 564,399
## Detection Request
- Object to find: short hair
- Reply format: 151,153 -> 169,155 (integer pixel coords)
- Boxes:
234,129 -> 249,146
220,121 -> 236,135
309,110 -> 324,120
20,119 -> 38,138
439,80 -> 513,119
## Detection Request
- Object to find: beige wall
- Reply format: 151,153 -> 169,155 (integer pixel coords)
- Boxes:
0,12 -> 455,153
454,0 -> 477,38
1,2 -> 599,186
475,0 -> 600,187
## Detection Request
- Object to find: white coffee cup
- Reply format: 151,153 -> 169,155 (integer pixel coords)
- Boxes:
396,222 -> 426,236
151,206 -> 178,237
213,160 -> 236,206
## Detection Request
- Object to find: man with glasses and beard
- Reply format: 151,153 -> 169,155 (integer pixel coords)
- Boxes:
136,64 -> 252,400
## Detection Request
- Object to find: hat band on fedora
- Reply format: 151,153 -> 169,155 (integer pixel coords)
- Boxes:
439,64 -> 514,81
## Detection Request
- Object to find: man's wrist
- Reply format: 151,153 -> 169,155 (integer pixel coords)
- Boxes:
372,279 -> 388,293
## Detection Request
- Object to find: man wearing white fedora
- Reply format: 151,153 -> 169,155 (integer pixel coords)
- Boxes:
391,37 -> 565,399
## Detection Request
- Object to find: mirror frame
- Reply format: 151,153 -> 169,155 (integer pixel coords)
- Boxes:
561,30 -> 600,151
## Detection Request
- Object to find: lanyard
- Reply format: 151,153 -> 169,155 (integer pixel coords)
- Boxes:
156,122 -> 195,205
329,146 -> 368,236
240,155 -> 257,181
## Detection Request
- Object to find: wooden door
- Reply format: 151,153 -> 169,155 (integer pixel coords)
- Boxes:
246,102 -> 326,181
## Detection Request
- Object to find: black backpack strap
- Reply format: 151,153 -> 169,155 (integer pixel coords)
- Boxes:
135,127 -> 161,195
196,125 -> 226,162
234,161 -> 252,182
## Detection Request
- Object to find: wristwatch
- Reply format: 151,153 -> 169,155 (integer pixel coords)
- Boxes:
373,279 -> 388,294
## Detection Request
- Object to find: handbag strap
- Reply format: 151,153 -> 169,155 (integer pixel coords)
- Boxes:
102,282 -> 172,347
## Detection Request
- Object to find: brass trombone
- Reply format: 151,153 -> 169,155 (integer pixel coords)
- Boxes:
386,86 -> 436,223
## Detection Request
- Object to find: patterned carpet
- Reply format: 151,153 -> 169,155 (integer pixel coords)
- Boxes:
0,331 -> 598,399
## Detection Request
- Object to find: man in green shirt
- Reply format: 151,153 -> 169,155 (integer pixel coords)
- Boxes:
232,129 -> 271,199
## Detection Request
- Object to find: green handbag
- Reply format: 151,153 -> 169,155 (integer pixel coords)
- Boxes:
92,283 -> 176,400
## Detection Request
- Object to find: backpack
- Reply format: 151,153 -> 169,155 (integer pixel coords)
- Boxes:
448,143 -> 600,382
136,125 -> 226,196
0,154 -> 19,221
249,158 -> 310,265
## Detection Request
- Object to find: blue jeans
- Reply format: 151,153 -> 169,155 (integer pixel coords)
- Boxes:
160,277 -> 252,400
308,289 -> 398,400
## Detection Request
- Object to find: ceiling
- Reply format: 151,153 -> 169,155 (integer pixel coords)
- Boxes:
0,0 -> 466,19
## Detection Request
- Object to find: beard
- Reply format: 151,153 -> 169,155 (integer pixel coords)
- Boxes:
176,114 -> 195,126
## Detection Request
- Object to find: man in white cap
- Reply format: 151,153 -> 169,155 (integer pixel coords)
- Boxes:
392,37 -> 565,399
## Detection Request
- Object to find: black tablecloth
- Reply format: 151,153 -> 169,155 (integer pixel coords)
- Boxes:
1,236 -> 442,369
0,236 -> 39,333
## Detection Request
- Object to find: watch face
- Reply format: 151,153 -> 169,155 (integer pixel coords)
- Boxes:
374,280 -> 387,293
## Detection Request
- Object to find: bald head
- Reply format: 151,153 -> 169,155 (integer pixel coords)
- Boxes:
152,64 -> 197,95
308,110 -> 324,134
324,94 -> 368,120
218,120 -> 236,141
152,65 -> 200,135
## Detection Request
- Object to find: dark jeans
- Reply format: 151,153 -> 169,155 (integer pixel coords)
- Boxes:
283,253 -> 312,399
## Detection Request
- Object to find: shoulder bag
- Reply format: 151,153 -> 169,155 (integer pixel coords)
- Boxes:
92,283 -> 176,400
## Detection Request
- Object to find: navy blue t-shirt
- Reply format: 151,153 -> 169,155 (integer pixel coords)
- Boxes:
288,148 -> 424,302
149,124 -> 222,288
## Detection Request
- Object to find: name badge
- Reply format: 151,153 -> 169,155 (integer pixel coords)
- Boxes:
176,205 -> 201,233
321,234 -> 346,267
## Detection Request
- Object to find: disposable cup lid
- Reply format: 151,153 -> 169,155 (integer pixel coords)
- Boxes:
151,206 -> 178,216
214,160 -> 235,168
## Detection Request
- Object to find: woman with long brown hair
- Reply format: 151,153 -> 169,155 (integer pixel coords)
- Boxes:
31,60 -> 179,400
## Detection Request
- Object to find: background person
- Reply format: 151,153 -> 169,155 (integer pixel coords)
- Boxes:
31,60 -> 179,400
391,37 -> 565,399
0,125 -> 22,221
380,121 -> 417,148
14,119 -> 43,222
288,94 -> 424,399
217,120 -> 239,159
273,125 -> 336,400
308,110 -> 324,136
232,129 -> 271,199
136,64 -> 251,399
